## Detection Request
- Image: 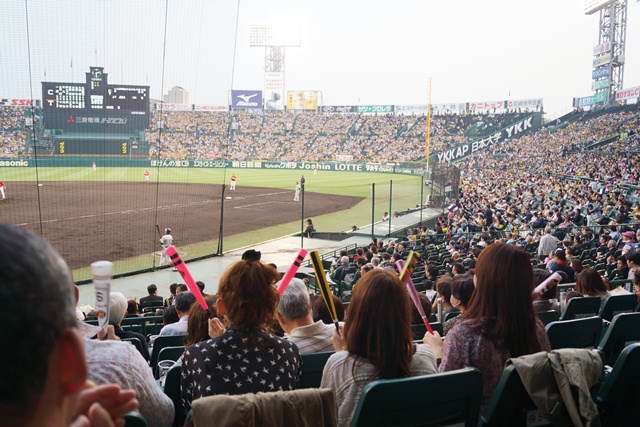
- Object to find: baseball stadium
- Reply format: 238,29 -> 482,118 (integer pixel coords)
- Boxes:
2,0 -> 640,426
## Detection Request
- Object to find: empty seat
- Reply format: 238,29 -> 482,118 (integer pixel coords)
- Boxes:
597,312 -> 640,366
559,296 -> 601,321
598,294 -> 637,322
546,316 -> 603,350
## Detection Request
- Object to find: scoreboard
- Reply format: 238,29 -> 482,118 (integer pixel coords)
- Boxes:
42,67 -> 150,134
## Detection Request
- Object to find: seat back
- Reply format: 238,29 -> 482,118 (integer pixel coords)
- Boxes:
536,310 -> 560,326
559,296 -> 601,320
597,312 -> 640,366
155,345 -> 186,378
163,363 -> 185,427
596,343 -> 640,424
149,335 -> 185,372
299,351 -> 334,388
123,411 -> 148,427
411,322 -> 444,340
443,311 -> 461,323
121,337 -> 145,358
546,316 -> 603,350
598,294 -> 638,322
479,364 -> 550,427
350,368 -> 482,427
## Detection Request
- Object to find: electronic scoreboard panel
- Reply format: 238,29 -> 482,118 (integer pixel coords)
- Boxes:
42,67 -> 150,136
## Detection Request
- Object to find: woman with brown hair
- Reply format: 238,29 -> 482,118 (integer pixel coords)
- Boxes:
425,243 -> 551,411
321,269 -> 437,426
575,267 -> 610,307
180,259 -> 302,412
184,295 -> 222,348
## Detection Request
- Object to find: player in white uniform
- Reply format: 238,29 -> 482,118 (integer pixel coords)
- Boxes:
230,174 -> 237,190
159,228 -> 173,266
294,182 -> 301,201
0,181 -> 5,199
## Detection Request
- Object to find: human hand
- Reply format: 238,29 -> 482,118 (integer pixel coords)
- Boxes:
331,323 -> 346,352
208,317 -> 226,339
70,383 -> 138,427
97,325 -> 120,341
423,330 -> 443,359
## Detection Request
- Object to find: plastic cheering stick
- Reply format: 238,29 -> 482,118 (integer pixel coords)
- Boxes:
396,258 -> 433,335
166,245 -> 208,311
309,250 -> 340,334
92,260 -> 113,335
532,272 -> 563,299
277,248 -> 308,295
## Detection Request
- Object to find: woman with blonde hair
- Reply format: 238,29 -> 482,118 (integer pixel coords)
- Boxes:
181,259 -> 301,412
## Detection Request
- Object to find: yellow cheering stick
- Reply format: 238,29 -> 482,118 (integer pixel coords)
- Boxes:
399,250 -> 422,282
309,250 -> 340,334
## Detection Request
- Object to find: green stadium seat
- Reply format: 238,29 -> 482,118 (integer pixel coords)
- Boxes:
350,368 -> 482,427
299,351 -> 334,389
411,322 -> 444,340
155,345 -> 185,379
149,335 -> 185,373
121,337 -> 145,359
162,363 -> 185,427
598,294 -> 637,322
596,343 -> 640,425
597,312 -> 640,367
546,317 -> 603,350
124,411 -> 148,427
559,296 -> 601,321
536,310 -> 560,326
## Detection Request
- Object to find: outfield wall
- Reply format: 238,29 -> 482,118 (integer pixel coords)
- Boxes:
0,157 -> 430,177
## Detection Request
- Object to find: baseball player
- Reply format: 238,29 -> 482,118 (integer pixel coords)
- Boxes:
230,174 -> 237,190
144,170 -> 150,183
0,181 -> 5,199
294,181 -> 301,201
92,161 -> 96,171
159,228 -> 173,266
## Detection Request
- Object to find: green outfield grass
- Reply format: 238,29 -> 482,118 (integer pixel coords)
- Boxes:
3,166 -> 428,280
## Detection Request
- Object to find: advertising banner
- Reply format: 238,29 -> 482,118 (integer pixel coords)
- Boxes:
573,96 -> 594,108
0,98 -> 36,107
593,91 -> 608,104
394,104 -> 429,113
432,103 -> 466,114
592,66 -> 610,79
319,105 -> 357,113
156,103 -> 191,111
593,41 -> 612,56
230,90 -> 262,109
286,90 -> 319,110
592,54 -> 611,67
615,86 -> 640,101
506,98 -> 543,110
264,72 -> 284,111
194,105 -> 228,112
357,105 -> 393,114
467,100 -> 505,112
592,79 -> 610,91
428,114 -> 542,164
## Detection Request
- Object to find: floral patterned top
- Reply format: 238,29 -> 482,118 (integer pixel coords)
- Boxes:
439,318 -> 551,411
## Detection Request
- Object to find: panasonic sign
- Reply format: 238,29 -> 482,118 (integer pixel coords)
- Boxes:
231,90 -> 262,109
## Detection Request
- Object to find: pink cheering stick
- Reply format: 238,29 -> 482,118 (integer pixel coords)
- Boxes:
277,249 -> 308,294
166,245 -> 208,311
396,257 -> 434,335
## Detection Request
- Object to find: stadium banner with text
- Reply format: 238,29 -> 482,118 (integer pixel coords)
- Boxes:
156,103 -> 192,111
264,72 -> 284,111
593,91 -> 608,104
615,86 -> 640,101
427,113 -> 542,165
357,105 -> 393,114
0,98 -> 38,107
593,41 -> 612,56
432,103 -> 466,114
592,53 -> 611,67
506,98 -> 543,110
467,100 -> 505,112
319,105 -> 357,113
592,65 -> 610,79
573,96 -> 594,108
194,105 -> 228,112
286,90 -> 319,110
394,104 -> 428,114
230,90 -> 262,109
592,79 -> 610,91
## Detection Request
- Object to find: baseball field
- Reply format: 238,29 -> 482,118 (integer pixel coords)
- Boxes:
0,165 -> 427,281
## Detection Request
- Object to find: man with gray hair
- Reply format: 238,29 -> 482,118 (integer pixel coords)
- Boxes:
109,292 -> 150,360
276,278 -> 334,354
0,223 -> 138,426
330,256 -> 350,283
537,226 -> 558,262
159,291 -> 195,336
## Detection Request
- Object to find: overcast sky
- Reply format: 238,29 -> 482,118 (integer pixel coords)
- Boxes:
0,0 -> 638,119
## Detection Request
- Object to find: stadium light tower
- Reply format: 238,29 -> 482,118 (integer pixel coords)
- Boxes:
586,0 -> 628,107
249,25 -> 301,110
